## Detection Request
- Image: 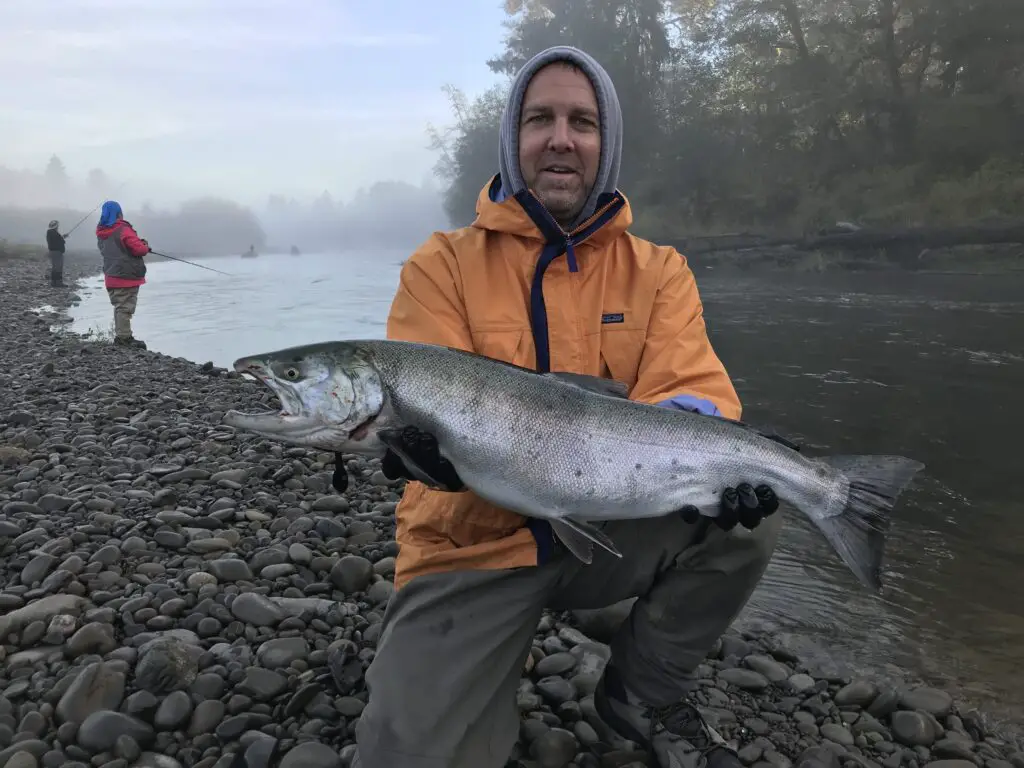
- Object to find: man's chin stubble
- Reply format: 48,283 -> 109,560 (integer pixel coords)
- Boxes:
538,194 -> 584,227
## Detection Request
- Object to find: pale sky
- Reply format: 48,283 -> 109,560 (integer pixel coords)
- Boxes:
0,0 -> 509,207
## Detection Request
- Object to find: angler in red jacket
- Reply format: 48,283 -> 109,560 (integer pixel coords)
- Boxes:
96,200 -> 151,349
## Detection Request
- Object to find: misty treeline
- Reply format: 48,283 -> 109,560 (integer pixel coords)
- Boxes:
0,156 -> 444,255
0,157 -> 265,255
427,0 -> 1024,238
261,182 -> 445,253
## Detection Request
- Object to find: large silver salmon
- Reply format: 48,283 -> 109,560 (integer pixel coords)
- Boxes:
222,339 -> 925,591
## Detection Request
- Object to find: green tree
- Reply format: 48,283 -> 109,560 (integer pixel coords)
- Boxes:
428,0 -> 1024,235
86,168 -> 111,195
427,84 -> 509,225
43,155 -> 69,198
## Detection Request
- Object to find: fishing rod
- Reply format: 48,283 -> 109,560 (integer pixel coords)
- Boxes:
148,249 -> 234,276
64,180 -> 130,237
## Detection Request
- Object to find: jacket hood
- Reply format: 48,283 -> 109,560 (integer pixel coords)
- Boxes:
497,45 -> 623,232
98,200 -> 122,228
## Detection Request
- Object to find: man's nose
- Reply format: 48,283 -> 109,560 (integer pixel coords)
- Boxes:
547,117 -> 574,151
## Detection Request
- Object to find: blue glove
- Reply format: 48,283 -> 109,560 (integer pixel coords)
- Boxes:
657,394 -> 779,531
657,393 -> 722,417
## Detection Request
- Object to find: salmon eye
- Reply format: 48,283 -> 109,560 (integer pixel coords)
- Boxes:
283,367 -> 300,381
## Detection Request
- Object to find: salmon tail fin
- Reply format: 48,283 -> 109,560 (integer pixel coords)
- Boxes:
816,455 -> 926,592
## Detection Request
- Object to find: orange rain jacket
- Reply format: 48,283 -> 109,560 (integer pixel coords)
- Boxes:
385,176 -> 741,589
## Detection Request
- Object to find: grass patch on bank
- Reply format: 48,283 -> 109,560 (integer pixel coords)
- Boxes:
82,322 -> 115,342
53,321 -> 115,343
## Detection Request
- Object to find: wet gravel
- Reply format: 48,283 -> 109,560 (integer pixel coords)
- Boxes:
1,253 -> 1021,768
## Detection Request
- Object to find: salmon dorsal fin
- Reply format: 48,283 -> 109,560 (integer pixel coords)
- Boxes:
545,372 -> 629,399
721,417 -> 803,453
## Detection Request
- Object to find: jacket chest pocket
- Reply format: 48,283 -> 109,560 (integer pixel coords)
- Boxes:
598,328 -> 647,393
471,328 -> 532,368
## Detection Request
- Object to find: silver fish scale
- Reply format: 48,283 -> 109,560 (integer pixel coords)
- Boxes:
359,341 -> 847,524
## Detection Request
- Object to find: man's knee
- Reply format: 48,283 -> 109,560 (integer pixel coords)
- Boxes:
737,507 -> 783,565
355,686 -> 518,768
354,701 -> 446,767
675,509 -> 783,587
357,656 -> 456,757
353,568 -> 548,767
714,508 -> 784,584
756,506 -> 783,555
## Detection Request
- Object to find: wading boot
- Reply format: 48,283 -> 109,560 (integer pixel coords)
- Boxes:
594,662 -> 743,768
113,336 -> 148,350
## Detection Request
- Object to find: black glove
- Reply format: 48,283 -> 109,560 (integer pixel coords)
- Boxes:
380,426 -> 465,492
678,483 -> 780,531
331,427 -> 465,494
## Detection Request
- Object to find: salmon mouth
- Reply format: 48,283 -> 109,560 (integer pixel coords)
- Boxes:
222,407 -> 319,435
223,367 -> 319,436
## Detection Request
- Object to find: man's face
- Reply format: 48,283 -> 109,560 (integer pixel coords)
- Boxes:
518,62 -> 601,228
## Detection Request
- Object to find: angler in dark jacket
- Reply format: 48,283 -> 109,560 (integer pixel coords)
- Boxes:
96,200 -> 151,348
45,220 -> 68,287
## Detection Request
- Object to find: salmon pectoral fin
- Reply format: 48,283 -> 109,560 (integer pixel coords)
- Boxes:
551,517 -> 623,565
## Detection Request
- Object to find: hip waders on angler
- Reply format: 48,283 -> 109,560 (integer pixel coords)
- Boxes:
47,250 -> 64,286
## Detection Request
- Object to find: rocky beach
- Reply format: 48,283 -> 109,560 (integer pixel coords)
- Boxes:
0,250 -> 1021,768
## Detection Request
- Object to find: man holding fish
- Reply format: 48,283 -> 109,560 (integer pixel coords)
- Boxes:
357,45 -> 782,768
224,45 -> 923,768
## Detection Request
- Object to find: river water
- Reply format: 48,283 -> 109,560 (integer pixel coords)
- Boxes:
67,251 -> 1024,722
